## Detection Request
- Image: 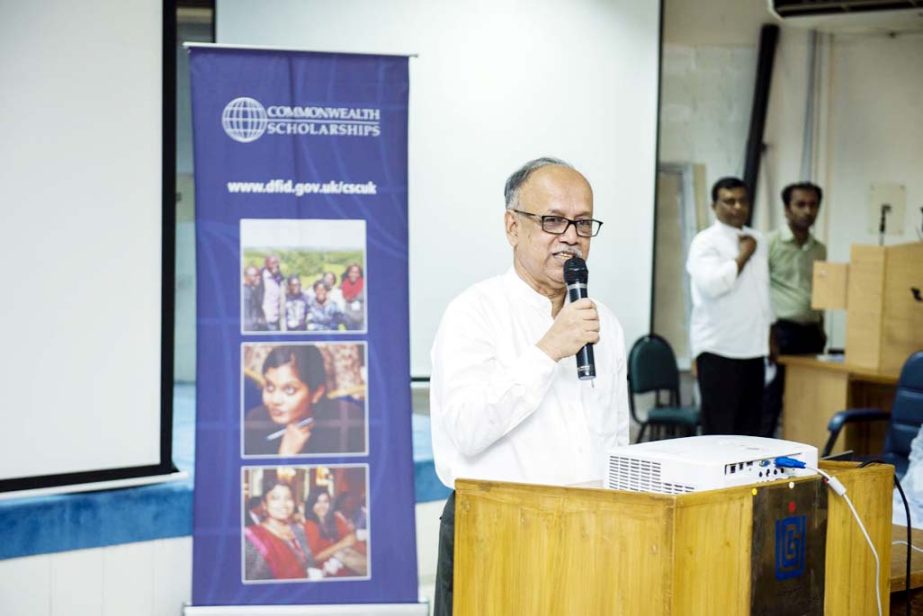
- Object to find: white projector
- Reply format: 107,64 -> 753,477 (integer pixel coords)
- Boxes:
605,435 -> 817,495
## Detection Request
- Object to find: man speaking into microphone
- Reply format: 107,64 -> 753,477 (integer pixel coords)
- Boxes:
429,157 -> 630,616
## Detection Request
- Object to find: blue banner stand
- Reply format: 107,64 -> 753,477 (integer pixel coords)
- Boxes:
188,44 -> 420,611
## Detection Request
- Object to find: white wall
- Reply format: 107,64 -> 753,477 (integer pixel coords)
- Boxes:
0,538 -> 191,616
659,44 -> 757,189
822,31 -> 923,262
216,0 -> 661,376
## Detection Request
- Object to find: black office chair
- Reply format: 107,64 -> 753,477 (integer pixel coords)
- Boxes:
822,350 -> 923,477
627,334 -> 700,443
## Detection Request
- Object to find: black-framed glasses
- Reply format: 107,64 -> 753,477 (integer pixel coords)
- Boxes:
511,209 -> 603,237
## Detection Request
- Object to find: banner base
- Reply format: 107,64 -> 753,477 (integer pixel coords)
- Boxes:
184,603 -> 428,616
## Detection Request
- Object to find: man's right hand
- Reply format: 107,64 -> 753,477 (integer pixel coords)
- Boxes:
736,235 -> 757,273
537,298 -> 600,361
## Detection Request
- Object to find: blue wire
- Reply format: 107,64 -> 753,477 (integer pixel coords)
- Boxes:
774,456 -> 806,469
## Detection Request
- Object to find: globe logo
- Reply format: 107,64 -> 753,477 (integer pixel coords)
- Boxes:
221,97 -> 268,143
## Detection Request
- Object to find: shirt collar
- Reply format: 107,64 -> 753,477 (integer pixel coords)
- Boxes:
780,224 -> 816,246
713,219 -> 751,236
504,267 -> 556,312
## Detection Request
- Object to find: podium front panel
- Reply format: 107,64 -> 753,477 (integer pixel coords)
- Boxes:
454,463 -> 891,615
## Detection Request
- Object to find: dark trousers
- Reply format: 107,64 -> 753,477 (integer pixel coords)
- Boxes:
434,491 -> 456,616
761,320 -> 827,437
696,353 -> 765,436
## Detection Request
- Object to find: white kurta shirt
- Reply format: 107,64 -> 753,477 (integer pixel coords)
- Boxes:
686,220 -> 771,360
430,267 -> 631,489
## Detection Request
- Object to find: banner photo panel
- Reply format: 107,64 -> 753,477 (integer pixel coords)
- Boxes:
240,219 -> 368,335
189,47 -> 416,607
242,342 -> 368,458
242,464 -> 370,584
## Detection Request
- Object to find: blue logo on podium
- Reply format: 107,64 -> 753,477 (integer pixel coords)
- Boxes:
775,514 -> 806,580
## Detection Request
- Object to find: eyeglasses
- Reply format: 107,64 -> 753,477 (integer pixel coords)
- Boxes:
511,209 -> 603,238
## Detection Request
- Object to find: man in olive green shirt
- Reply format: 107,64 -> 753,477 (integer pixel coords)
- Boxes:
762,182 -> 827,437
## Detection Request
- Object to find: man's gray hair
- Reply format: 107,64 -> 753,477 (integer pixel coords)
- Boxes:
504,157 -> 573,210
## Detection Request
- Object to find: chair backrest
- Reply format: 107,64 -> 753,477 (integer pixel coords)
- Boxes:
884,351 -> 923,458
627,334 -> 681,399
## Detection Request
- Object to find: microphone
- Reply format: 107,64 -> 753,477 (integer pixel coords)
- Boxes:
563,257 -> 596,381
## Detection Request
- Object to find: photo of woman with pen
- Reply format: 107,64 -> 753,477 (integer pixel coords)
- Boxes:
243,344 -> 367,456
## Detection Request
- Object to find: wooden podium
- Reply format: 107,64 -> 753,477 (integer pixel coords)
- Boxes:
813,242 -> 923,375
454,463 -> 892,615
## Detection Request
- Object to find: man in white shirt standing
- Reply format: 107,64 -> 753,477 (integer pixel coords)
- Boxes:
429,157 -> 631,616
686,177 -> 770,436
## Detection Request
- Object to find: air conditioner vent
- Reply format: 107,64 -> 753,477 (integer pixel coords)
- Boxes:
774,0 -> 922,18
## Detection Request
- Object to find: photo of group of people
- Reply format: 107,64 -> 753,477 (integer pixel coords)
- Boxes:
242,465 -> 369,583
240,219 -> 367,333
242,342 -> 367,457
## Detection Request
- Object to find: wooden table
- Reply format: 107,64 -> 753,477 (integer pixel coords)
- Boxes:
779,355 -> 899,454
891,524 -> 923,614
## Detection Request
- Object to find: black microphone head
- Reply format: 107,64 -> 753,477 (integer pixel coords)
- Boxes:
563,256 -> 588,285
